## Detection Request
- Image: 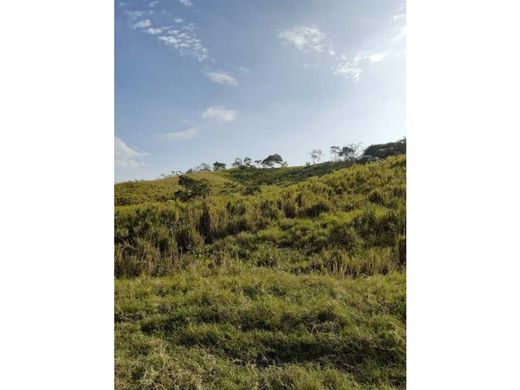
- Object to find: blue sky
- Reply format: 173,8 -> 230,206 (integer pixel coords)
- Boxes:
115,0 -> 406,182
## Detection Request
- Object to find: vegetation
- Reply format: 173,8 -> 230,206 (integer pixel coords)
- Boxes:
115,139 -> 406,389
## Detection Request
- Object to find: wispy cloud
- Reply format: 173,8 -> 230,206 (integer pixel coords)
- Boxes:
134,19 -> 152,29
146,27 -> 162,35
202,106 -> 238,122
279,26 -> 326,52
115,137 -> 148,168
368,52 -> 386,63
157,22 -> 209,61
205,71 -> 239,86
148,0 -> 159,8
123,8 -> 209,62
237,66 -> 251,74
179,0 -> 192,7
165,127 -> 199,140
333,60 -> 363,81
279,24 -> 394,81
333,52 -> 387,81
126,10 -> 145,20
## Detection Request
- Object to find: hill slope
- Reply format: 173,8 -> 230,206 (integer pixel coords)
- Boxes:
115,159 -> 361,206
115,155 -> 406,389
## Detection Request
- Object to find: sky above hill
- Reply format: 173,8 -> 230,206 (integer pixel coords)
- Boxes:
115,0 -> 406,182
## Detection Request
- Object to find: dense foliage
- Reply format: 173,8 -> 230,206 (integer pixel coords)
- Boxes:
115,150 -> 406,389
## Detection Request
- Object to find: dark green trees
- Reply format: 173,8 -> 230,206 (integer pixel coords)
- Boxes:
213,162 -> 227,171
261,154 -> 284,168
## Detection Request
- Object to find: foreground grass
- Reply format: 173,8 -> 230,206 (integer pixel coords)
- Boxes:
116,268 -> 405,389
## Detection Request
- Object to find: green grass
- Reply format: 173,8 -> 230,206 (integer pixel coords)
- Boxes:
115,158 -> 370,206
116,268 -> 405,389
115,171 -> 236,206
115,154 -> 406,389
220,160 -> 355,187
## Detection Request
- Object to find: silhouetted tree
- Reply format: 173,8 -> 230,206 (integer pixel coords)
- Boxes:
310,149 -> 323,164
362,138 -> 406,160
330,146 -> 341,161
231,158 -> 243,168
197,163 -> 212,172
243,157 -> 253,167
213,161 -> 226,171
261,154 -> 283,168
339,144 -> 360,162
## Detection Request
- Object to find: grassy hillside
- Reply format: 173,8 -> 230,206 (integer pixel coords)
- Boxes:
115,159 -> 359,206
115,155 -> 406,389
115,171 -> 236,206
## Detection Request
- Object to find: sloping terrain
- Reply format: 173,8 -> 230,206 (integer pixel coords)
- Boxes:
115,154 -> 406,389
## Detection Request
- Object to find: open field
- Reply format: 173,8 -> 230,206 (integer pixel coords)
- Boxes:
115,153 -> 406,389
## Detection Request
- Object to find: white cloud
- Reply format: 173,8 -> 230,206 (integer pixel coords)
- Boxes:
237,66 -> 251,74
157,22 -> 209,61
369,52 -> 386,63
115,137 -> 148,168
279,26 -> 326,52
278,23 -> 394,82
179,0 -> 192,6
148,0 -> 159,8
202,106 -> 238,122
123,8 -> 208,62
205,71 -> 239,86
165,127 -> 199,140
333,62 -> 363,81
125,10 -> 145,20
146,27 -> 162,35
333,51 -> 387,81
134,19 -> 152,29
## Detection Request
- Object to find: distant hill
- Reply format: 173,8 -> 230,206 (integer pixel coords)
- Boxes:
115,138 -> 405,206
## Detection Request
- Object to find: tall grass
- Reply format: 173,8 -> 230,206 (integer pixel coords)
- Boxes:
115,154 -> 406,389
115,155 -> 406,278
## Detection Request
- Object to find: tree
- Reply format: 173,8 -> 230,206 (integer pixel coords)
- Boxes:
231,157 -> 243,168
213,161 -> 226,171
362,138 -> 406,160
197,163 -> 212,172
338,144 -> 360,162
310,149 -> 323,164
261,154 -> 283,168
254,159 -> 262,167
175,175 -> 209,200
243,157 -> 253,168
330,146 -> 341,161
